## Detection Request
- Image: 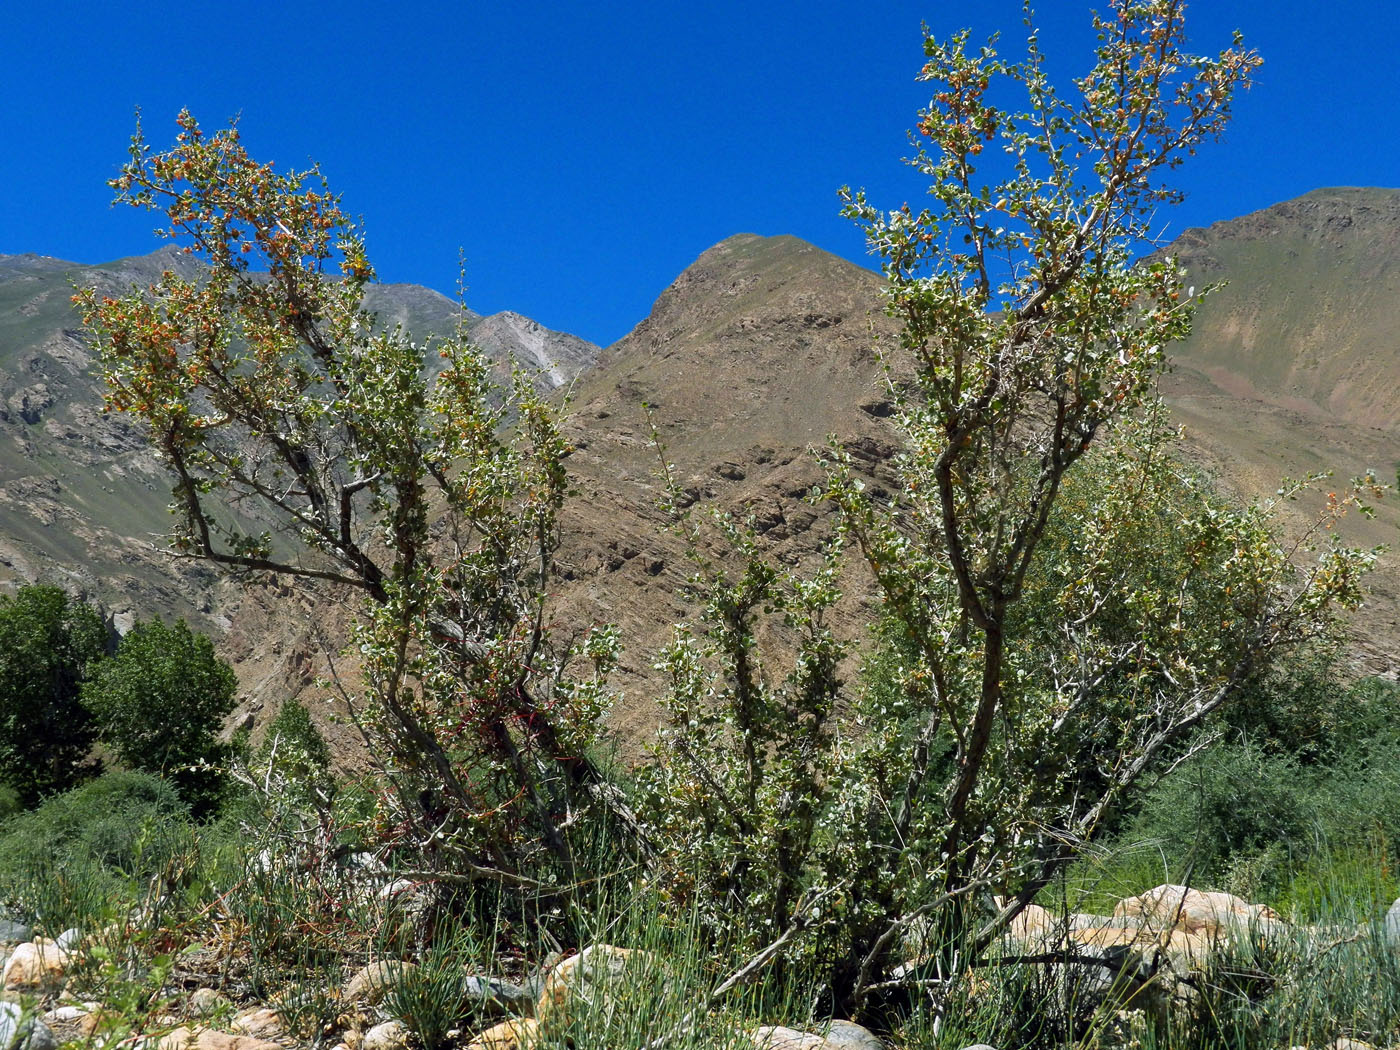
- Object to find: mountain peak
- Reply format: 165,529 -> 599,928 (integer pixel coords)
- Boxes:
608,234 -> 880,358
468,311 -> 598,388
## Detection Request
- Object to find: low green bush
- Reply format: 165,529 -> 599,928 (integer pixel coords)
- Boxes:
1078,669 -> 1400,912
0,770 -> 195,931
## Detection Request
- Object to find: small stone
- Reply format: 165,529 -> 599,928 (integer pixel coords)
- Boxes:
37,1005 -> 107,1042
0,923 -> 31,947
343,961 -> 417,1006
0,1003 -> 56,1050
38,1008 -> 84,1025
1384,897 -> 1400,945
748,1026 -> 826,1050
467,1018 -> 540,1050
155,1027 -> 282,1050
462,976 -> 532,1019
345,852 -> 387,874
361,1020 -> 411,1050
231,1007 -> 282,1040
823,1020 -> 882,1050
53,930 -> 81,953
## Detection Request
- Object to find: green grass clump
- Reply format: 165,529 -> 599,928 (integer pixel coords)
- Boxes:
0,770 -> 197,931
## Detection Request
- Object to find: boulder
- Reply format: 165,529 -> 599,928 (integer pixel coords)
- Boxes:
1112,885 -> 1282,939
466,1018 -> 540,1050
1,942 -> 68,992
155,1028 -> 282,1050
343,961 -> 417,1006
535,945 -> 651,1029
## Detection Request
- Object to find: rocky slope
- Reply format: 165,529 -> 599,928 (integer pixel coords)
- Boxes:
1161,188 -> 1400,671
549,233 -> 903,755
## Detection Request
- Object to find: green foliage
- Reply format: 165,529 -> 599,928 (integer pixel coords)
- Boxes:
824,0 -> 1372,1004
82,618 -> 236,813
639,498 -> 846,963
0,584 -> 107,806
254,698 -> 334,811
0,770 -> 191,929
382,927 -> 509,1050
1221,658 -> 1400,766
1093,669 -> 1400,911
264,697 -> 332,770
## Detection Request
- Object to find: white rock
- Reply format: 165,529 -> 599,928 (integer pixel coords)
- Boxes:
1383,897 -> 1400,945
362,1020 -> 411,1050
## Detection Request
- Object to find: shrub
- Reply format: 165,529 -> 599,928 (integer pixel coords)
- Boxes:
255,698 -> 334,810
0,770 -> 193,929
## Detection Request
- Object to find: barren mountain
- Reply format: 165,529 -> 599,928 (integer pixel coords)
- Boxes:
1161,188 -> 1400,671
549,234 -> 903,755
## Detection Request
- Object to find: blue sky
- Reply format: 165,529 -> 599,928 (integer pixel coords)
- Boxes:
3,2 -> 1395,346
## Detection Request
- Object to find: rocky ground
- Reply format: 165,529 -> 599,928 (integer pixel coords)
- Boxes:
4,879 -> 1399,1050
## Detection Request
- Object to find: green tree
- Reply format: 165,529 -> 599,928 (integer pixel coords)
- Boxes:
0,585 -> 107,806
75,113 -> 636,882
82,618 -> 237,811
254,697 -> 335,812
